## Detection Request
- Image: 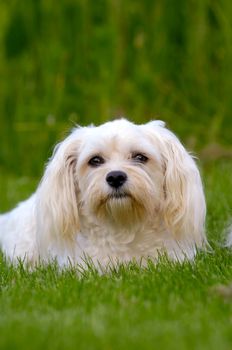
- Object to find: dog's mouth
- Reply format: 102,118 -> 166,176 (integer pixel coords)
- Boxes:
92,189 -> 147,227
107,191 -> 131,200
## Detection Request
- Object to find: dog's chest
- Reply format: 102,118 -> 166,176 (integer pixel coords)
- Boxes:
76,219 -> 165,264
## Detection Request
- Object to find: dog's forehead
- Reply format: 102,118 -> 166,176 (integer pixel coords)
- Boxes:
82,120 -> 147,151
77,119 -> 161,162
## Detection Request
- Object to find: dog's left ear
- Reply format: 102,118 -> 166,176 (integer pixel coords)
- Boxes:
35,128 -> 83,255
145,121 -> 207,247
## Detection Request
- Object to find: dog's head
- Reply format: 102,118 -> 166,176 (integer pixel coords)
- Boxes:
36,119 -> 206,250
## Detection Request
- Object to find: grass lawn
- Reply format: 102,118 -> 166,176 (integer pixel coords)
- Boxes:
0,159 -> 232,350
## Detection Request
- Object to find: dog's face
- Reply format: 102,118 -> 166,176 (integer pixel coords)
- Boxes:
76,120 -> 164,227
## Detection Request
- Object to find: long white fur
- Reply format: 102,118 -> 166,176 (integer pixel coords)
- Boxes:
0,119 -> 207,268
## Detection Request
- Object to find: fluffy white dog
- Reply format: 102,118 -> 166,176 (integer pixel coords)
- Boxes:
0,119 -> 207,268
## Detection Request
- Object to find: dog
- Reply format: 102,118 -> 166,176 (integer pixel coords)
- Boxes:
0,119 -> 207,268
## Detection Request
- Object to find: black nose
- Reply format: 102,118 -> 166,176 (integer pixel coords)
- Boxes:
106,171 -> 128,189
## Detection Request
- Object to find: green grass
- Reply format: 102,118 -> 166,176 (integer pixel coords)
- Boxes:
0,160 -> 232,350
0,250 -> 232,350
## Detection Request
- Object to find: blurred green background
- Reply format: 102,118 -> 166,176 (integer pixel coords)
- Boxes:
0,0 -> 232,176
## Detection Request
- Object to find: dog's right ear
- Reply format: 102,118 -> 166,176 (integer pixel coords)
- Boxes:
35,128 -> 84,255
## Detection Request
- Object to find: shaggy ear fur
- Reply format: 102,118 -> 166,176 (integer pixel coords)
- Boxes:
146,122 -> 207,247
35,129 -> 82,255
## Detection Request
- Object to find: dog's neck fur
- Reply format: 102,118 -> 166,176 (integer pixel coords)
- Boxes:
75,210 -> 172,265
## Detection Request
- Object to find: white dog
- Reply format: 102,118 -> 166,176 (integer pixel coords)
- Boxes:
0,119 -> 207,268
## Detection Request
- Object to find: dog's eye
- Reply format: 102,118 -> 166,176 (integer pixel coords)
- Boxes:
88,156 -> 105,167
132,153 -> 148,163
